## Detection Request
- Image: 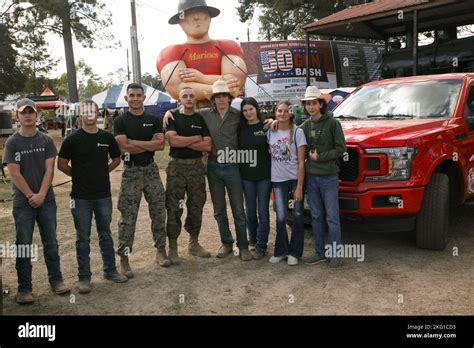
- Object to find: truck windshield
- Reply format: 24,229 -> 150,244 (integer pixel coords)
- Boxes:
334,80 -> 462,119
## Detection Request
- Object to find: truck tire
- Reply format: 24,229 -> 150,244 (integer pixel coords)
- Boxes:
415,173 -> 449,250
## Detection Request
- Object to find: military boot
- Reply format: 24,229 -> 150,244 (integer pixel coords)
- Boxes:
168,238 -> 181,265
156,246 -> 171,267
188,235 -> 211,258
120,256 -> 134,278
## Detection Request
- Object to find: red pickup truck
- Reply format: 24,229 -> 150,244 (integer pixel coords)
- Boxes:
306,73 -> 474,250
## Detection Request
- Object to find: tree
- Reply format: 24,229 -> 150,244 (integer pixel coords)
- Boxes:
106,68 -> 128,87
7,0 -> 118,103
4,3 -> 59,95
76,59 -> 104,99
0,23 -> 26,99
54,73 -> 70,98
237,0 -> 370,40
141,73 -> 164,91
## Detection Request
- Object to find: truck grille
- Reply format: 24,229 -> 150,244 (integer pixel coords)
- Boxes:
339,148 -> 359,182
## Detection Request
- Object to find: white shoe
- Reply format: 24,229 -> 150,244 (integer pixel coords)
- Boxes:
287,255 -> 298,266
269,255 -> 287,264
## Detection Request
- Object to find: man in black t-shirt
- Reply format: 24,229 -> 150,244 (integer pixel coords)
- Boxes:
58,100 -> 128,293
165,87 -> 212,264
113,83 -> 167,275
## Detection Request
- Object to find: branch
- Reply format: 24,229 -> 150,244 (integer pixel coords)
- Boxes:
1,1 -> 17,17
36,24 -> 63,35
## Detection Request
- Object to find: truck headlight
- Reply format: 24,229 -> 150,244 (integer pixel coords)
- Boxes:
364,147 -> 417,181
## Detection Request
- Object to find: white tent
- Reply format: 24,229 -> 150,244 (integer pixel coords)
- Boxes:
92,81 -> 176,110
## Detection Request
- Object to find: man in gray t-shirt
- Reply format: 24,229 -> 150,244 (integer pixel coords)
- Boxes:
4,131 -> 57,207
3,98 -> 69,304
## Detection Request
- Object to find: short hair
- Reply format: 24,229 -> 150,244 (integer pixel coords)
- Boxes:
78,100 -> 99,115
80,100 -> 99,110
179,86 -> 195,95
126,83 -> 144,94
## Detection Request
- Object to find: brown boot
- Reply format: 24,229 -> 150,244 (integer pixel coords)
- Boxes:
156,246 -> 171,267
16,291 -> 34,304
188,235 -> 211,258
168,238 -> 181,265
51,280 -> 70,295
120,256 -> 134,279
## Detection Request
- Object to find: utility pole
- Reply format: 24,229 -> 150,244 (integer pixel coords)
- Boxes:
126,49 -> 131,81
130,0 -> 141,84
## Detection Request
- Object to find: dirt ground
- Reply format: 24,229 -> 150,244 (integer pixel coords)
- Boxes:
1,129 -> 473,315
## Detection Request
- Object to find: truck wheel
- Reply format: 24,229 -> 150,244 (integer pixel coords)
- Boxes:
415,173 -> 449,250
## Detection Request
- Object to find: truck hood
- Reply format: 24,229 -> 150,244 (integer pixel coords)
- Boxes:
340,118 -> 449,147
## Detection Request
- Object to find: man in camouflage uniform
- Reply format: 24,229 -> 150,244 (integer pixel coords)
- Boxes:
114,83 -> 167,277
165,87 -> 212,264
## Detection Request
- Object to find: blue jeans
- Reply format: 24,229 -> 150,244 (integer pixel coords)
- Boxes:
207,161 -> 249,249
272,180 -> 304,258
242,179 -> 272,251
307,175 -> 342,258
71,197 -> 116,281
13,200 -> 63,292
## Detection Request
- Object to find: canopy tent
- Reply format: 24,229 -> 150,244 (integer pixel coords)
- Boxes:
92,81 -> 177,117
35,100 -> 68,109
29,87 -> 67,110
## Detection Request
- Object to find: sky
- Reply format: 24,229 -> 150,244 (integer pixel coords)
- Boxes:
46,0 -> 261,80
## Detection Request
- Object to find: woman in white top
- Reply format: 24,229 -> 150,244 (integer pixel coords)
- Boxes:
267,100 -> 307,266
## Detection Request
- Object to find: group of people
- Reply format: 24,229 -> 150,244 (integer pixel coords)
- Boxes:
3,79 -> 346,305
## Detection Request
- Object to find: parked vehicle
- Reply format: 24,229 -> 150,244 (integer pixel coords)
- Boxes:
294,73 -> 474,250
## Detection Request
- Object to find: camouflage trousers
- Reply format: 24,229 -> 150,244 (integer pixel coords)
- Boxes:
165,158 -> 207,240
116,162 -> 166,256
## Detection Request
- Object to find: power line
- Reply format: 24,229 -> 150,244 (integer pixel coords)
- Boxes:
136,0 -> 171,17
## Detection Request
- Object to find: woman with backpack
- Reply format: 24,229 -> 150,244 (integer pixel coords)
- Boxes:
267,100 -> 307,266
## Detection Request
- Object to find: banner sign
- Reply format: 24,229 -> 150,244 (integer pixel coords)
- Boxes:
241,40 -> 384,103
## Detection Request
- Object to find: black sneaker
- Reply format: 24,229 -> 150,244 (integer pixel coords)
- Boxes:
304,255 -> 328,265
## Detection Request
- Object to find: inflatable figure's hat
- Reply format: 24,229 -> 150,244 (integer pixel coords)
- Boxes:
169,0 -> 220,25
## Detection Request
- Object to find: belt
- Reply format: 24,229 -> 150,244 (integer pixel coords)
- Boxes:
124,158 -> 155,167
170,157 -> 203,164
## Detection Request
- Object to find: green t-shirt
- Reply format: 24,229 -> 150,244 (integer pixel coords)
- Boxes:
239,122 -> 271,181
